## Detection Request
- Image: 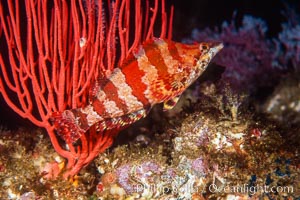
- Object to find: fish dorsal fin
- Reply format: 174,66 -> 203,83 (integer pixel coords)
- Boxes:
119,38 -> 157,69
142,38 -> 156,51
163,96 -> 180,111
118,52 -> 137,70
89,76 -> 108,101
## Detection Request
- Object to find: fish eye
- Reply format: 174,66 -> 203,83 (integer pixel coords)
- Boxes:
200,43 -> 209,52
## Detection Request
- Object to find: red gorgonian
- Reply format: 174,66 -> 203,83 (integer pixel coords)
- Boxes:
0,0 -> 173,178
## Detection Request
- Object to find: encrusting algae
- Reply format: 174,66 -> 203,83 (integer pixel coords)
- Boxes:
92,84 -> 299,199
0,80 -> 299,199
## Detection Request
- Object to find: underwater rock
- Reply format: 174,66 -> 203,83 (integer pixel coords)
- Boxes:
262,74 -> 300,126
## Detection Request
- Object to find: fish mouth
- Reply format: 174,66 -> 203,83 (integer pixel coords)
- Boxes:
210,42 -> 224,56
214,42 -> 224,51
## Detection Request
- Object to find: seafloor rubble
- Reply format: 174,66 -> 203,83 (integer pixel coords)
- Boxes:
0,76 -> 299,199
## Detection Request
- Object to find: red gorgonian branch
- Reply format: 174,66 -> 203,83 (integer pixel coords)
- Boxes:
0,0 -> 173,178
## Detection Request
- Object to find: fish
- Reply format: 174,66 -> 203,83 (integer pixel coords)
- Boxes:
51,38 -> 223,143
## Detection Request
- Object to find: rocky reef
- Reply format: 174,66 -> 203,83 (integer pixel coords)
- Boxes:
0,78 -> 299,199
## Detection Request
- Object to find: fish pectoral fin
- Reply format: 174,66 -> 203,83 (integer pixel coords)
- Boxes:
163,96 -> 180,111
171,80 -> 185,91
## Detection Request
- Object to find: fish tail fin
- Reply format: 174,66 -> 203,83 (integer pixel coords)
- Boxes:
51,109 -> 87,143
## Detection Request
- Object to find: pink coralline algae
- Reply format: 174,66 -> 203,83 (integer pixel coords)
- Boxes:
113,157 -> 208,197
191,158 -> 207,177
274,7 -> 300,70
115,161 -> 163,194
187,15 -> 275,92
115,164 -> 133,193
